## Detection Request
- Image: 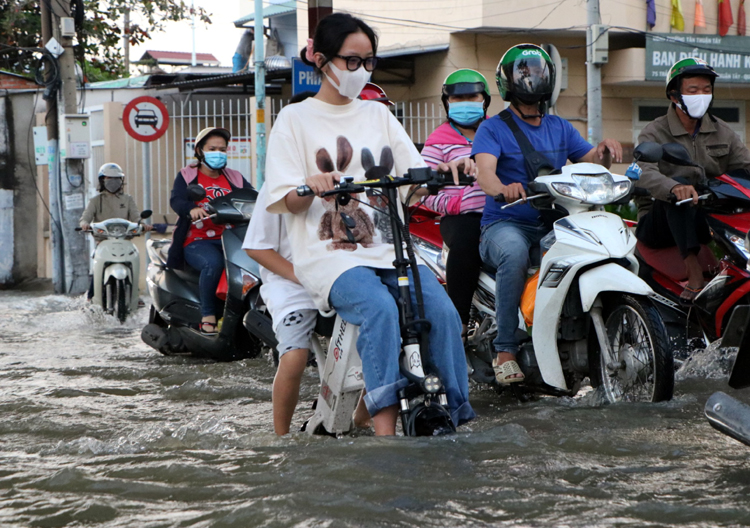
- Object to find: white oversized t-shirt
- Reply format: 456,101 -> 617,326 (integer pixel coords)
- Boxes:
265,97 -> 426,310
242,185 -> 317,330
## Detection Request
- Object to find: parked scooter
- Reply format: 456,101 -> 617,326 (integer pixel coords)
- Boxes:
413,162 -> 675,402
141,185 -> 278,361
77,210 -> 152,323
632,142 -> 750,350
297,155 -> 472,436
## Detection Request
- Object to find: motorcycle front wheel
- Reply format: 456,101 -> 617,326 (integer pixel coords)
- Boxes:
591,294 -> 674,403
114,279 -> 129,324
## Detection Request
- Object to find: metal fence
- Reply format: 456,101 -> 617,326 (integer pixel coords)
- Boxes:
89,97 -> 445,222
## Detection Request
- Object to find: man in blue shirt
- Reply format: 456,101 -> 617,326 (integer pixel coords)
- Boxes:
474,44 -> 623,385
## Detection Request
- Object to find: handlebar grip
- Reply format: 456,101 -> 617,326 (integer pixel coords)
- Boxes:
297,185 -> 314,197
632,187 -> 651,197
667,193 -> 677,204
493,194 -> 506,203
75,227 -> 82,231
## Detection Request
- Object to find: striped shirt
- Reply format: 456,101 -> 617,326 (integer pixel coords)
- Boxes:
420,122 -> 486,216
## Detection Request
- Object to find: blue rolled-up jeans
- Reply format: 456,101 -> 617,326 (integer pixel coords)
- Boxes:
479,218 -> 548,355
183,239 -> 224,318
328,265 -> 475,427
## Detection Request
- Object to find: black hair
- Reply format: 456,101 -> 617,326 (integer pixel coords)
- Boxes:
299,12 -> 378,73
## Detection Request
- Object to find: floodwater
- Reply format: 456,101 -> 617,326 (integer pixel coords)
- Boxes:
1,288 -> 750,528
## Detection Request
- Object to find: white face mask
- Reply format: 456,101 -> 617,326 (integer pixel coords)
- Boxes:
324,61 -> 371,99
681,94 -> 712,119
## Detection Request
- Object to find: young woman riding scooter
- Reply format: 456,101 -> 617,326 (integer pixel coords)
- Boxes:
262,13 -> 475,436
167,127 -> 254,335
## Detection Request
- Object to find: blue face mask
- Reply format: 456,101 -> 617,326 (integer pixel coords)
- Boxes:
203,151 -> 227,170
448,101 -> 485,127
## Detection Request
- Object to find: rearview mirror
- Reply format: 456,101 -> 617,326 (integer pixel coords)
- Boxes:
661,143 -> 695,166
140,209 -> 153,219
187,184 -> 207,202
633,142 -> 663,164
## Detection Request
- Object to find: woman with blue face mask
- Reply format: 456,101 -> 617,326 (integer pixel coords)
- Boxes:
421,69 -> 491,338
167,127 -> 254,334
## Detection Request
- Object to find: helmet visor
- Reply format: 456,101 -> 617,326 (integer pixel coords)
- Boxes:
444,82 -> 487,97
509,55 -> 553,97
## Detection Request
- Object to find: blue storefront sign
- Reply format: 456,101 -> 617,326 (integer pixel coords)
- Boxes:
292,58 -> 321,95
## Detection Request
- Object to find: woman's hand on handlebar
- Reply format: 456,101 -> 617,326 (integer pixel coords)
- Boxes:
437,157 -> 476,185
671,184 -> 699,205
497,182 -> 526,203
190,207 -> 210,221
305,172 -> 340,198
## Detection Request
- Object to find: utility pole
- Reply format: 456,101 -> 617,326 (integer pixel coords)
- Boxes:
586,0 -> 604,145
254,0 -> 266,187
40,0 -> 64,293
123,7 -> 130,76
43,0 -> 89,294
308,0 -> 332,37
191,0 -> 197,67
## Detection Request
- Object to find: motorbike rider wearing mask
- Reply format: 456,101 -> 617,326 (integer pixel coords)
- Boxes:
167,127 -> 254,335
474,43 -> 622,385
80,163 -> 151,298
421,69 -> 491,336
634,58 -> 750,302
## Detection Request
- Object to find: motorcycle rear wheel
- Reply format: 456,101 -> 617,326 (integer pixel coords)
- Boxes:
591,294 -> 673,403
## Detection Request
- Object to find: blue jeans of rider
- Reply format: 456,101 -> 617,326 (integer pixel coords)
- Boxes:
183,239 -> 224,318
328,265 -> 475,427
479,218 -> 548,355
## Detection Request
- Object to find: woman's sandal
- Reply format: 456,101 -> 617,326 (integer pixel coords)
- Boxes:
199,322 -> 218,335
492,358 -> 525,385
680,285 -> 704,304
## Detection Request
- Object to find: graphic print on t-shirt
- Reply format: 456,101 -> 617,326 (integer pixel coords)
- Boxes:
184,171 -> 232,246
315,136 -> 377,251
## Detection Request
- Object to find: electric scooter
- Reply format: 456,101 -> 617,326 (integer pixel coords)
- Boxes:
77,210 -> 152,323
297,151 -> 472,436
141,185 -> 278,362
413,159 -> 675,402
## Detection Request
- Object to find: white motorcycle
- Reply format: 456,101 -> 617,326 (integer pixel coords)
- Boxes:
79,211 -> 151,323
416,162 -> 674,403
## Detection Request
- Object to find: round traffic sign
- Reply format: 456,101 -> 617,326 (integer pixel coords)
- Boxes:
123,96 -> 170,142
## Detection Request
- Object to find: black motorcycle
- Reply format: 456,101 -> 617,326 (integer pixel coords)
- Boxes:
141,185 -> 277,361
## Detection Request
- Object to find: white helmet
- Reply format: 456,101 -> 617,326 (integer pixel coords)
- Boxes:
98,163 -> 125,179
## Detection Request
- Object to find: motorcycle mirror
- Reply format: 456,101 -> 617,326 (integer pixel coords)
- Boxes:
661,143 -> 696,166
187,184 -> 207,202
140,209 -> 153,219
633,142 -> 663,163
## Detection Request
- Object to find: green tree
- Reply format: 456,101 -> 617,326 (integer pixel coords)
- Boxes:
0,0 -> 211,81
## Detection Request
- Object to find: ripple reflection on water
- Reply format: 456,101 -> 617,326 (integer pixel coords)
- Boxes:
1,290 -> 750,527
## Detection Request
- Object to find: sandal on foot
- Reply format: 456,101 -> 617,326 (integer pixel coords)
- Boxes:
492,358 -> 525,385
199,322 -> 218,335
680,286 -> 703,304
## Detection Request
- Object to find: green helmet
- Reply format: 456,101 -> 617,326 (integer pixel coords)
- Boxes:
441,69 -> 491,114
665,57 -> 718,98
496,44 -> 555,105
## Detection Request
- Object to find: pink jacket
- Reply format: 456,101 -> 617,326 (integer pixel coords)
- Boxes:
420,122 -> 485,216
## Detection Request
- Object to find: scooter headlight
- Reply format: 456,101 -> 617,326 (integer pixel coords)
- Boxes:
232,199 -> 255,220
552,173 -> 631,205
107,222 -> 128,237
726,230 -> 750,262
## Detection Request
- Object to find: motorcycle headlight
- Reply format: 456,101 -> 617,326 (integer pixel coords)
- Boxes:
552,173 -> 631,205
726,230 -> 750,262
232,199 -> 255,220
107,222 -> 128,237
